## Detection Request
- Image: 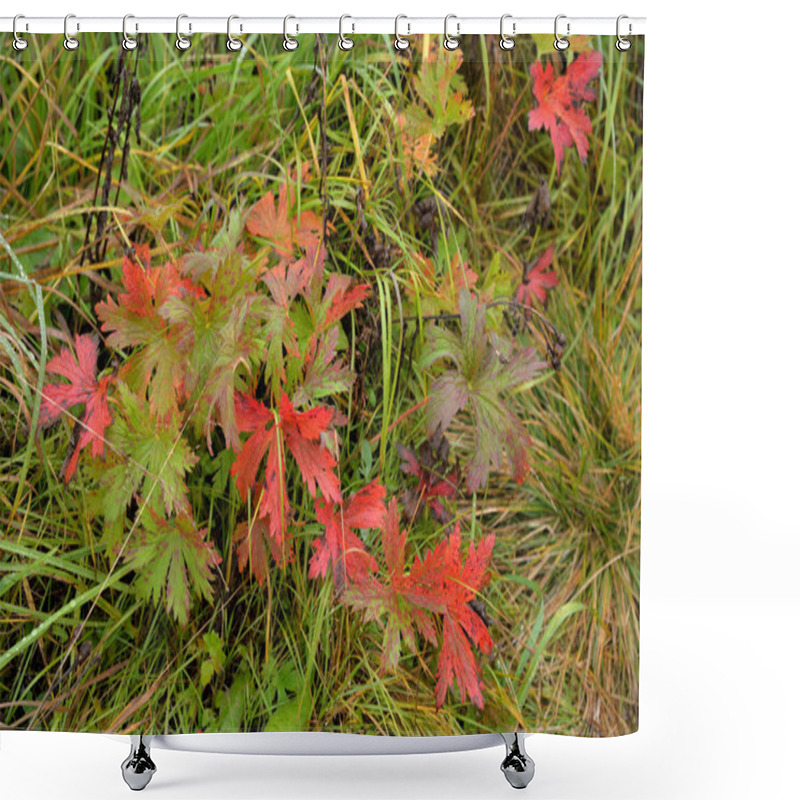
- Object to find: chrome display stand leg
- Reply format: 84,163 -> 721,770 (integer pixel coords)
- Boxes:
500,733 -> 535,789
121,735 -> 156,791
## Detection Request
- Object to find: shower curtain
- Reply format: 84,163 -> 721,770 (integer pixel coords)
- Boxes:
0,29 -> 643,739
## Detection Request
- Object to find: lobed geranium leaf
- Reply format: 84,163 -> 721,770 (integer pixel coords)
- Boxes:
39,334 -> 113,483
396,428 -> 459,523
293,328 -> 355,405
397,47 -> 474,177
127,507 -> 221,627
309,481 -> 384,593
528,51 -> 603,174
517,245 -> 558,307
109,382 -> 198,515
162,250 -> 264,450
230,390 -> 342,579
421,290 -> 550,491
342,499 -> 495,708
96,243 -> 204,417
246,182 -> 323,263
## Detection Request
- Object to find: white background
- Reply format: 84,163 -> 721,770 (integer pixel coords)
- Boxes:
3,0 -> 799,797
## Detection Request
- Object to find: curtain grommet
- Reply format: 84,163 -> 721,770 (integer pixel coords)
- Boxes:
226,15 -> 243,52
283,15 -> 299,51
394,15 -> 410,51
443,14 -> 460,51
554,14 -> 570,51
63,13 -> 79,51
175,14 -> 192,51
499,14 -> 515,51
339,14 -> 355,51
12,15 -> 29,51
616,15 -> 632,51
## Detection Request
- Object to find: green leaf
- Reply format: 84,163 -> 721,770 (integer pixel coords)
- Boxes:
215,668 -> 248,732
162,250 -> 264,448
110,382 -> 198,514
127,508 -> 221,627
411,50 -> 474,138
360,439 -> 373,479
265,697 -> 312,732
199,631 -> 225,687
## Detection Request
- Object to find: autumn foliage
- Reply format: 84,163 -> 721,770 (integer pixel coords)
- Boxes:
39,334 -> 112,482
28,46 -> 588,712
528,51 -> 603,174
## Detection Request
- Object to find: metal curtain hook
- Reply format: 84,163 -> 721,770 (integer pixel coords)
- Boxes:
63,14 -> 79,51
227,15 -> 243,52
443,14 -> 459,51
616,14 -> 632,51
12,15 -> 29,51
175,14 -> 192,51
554,14 -> 570,51
394,15 -> 410,51
499,14 -> 515,50
339,14 -> 354,51
121,15 -> 138,51
283,15 -> 298,51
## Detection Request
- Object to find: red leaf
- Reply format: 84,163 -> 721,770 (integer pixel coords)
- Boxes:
95,244 -> 203,416
97,244 -> 203,328
230,393 -> 275,498
342,499 -> 437,671
39,334 -> 113,483
342,500 -> 495,708
322,276 -> 371,328
309,481 -> 384,592
229,393 -> 290,573
528,52 -> 602,174
279,393 -> 341,503
517,245 -> 558,307
430,527 -> 495,709
230,390 -> 342,578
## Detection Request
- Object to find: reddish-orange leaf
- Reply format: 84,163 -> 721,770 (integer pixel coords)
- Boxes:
342,499 -> 438,671
95,244 -> 203,416
246,185 -> 294,258
97,244 -> 203,328
229,392 -> 275,498
246,184 -> 324,261
342,501 -> 495,708
279,393 -> 341,503
322,276 -> 371,328
309,481 -> 384,592
430,526 -> 495,709
229,393 -> 290,566
528,52 -> 602,174
517,245 -> 558,307
230,391 -> 342,577
39,334 -> 113,483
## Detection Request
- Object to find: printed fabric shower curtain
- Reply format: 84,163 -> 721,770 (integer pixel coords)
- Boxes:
0,29 -> 643,738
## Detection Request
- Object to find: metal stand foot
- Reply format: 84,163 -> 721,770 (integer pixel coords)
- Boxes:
500,733 -> 535,789
121,735 -> 156,791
